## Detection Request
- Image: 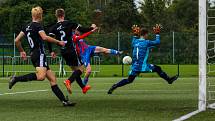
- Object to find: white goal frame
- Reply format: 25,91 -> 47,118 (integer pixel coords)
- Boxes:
173,0 -> 214,120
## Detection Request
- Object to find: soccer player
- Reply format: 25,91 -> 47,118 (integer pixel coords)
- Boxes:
73,27 -> 123,85
9,6 -> 75,106
48,8 -> 95,94
107,24 -> 179,94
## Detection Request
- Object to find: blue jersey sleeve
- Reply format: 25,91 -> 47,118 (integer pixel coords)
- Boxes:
147,34 -> 160,46
132,36 -> 138,45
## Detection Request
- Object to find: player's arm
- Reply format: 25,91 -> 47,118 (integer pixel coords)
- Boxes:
46,42 -> 56,58
71,22 -> 96,33
148,24 -> 162,46
78,24 -> 96,33
39,31 -> 65,46
73,27 -> 98,42
148,34 -> 160,46
15,31 -> 27,60
15,31 -> 25,52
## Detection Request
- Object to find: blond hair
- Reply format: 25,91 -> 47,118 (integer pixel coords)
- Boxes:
55,8 -> 65,18
31,6 -> 43,20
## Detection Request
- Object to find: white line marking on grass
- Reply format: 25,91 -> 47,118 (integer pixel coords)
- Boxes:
173,110 -> 202,121
0,89 -> 49,96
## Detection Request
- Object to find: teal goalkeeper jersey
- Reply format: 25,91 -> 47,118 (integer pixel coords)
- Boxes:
131,34 -> 160,72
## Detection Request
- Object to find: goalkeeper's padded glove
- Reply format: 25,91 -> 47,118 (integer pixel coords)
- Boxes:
131,25 -> 140,36
153,24 -> 162,34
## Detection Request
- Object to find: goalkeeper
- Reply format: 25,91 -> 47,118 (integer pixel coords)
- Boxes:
108,24 -> 178,94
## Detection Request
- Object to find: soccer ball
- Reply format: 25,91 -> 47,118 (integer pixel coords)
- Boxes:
122,56 -> 132,64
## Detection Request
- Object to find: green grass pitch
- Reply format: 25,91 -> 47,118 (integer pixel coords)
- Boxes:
0,64 -> 199,77
0,77 -> 214,121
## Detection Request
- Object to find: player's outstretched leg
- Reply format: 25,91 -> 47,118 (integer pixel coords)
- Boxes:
109,49 -> 123,55
9,67 -> 48,89
152,65 -> 178,84
94,46 -> 123,55
108,75 -> 136,94
9,73 -> 37,89
47,69 -> 76,106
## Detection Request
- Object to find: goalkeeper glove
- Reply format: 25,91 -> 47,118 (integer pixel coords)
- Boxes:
131,25 -> 140,36
153,24 -> 162,34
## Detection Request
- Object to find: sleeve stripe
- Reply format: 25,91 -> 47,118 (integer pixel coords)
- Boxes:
20,31 -> 25,34
49,33 -> 55,36
38,30 -> 45,33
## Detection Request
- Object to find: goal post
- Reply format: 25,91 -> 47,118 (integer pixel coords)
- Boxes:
198,0 -> 207,112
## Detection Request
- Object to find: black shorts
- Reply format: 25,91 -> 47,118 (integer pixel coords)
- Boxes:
30,50 -> 50,70
61,49 -> 83,67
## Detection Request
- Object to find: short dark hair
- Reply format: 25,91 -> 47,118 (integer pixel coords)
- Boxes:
140,28 -> 148,36
55,8 -> 65,18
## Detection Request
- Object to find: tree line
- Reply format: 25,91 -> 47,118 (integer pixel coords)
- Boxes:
0,0 -> 213,64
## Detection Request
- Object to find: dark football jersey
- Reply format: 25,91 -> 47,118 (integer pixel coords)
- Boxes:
49,20 -> 77,50
48,20 -> 93,66
21,22 -> 45,54
48,20 -> 93,50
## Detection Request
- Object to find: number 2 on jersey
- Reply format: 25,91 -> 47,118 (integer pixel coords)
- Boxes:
60,30 -> 67,43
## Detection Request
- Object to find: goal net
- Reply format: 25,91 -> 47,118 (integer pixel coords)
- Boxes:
207,3 -> 215,110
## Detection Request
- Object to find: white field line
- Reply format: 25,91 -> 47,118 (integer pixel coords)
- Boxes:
0,89 -> 49,96
172,110 -> 202,121
0,89 -> 193,96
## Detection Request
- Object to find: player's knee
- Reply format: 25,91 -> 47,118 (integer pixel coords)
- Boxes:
153,65 -> 162,72
78,66 -> 84,73
37,75 -> 46,81
104,49 -> 109,53
127,79 -> 134,84
127,75 -> 135,83
86,71 -> 92,75
80,69 -> 84,73
126,78 -> 134,84
48,77 -> 57,86
50,81 -> 57,86
86,68 -> 92,74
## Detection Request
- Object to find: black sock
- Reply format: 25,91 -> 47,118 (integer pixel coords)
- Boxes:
68,70 -> 85,88
153,65 -> 170,82
76,74 -> 85,88
114,75 -> 136,88
14,73 -> 37,82
51,85 -> 66,102
68,71 -> 77,83
72,70 -> 85,88
159,72 -> 171,82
